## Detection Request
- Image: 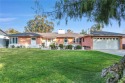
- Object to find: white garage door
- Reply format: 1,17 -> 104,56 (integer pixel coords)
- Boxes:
93,38 -> 120,49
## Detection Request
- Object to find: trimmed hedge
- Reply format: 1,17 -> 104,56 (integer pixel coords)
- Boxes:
59,44 -> 63,49
76,45 -> 82,49
66,45 -> 72,49
50,44 -> 56,49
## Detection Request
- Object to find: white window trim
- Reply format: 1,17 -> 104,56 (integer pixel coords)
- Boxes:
10,37 -> 18,44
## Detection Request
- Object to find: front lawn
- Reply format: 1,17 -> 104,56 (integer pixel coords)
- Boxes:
0,49 -> 121,83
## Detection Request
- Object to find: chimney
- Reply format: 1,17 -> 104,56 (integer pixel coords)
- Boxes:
58,29 -> 65,34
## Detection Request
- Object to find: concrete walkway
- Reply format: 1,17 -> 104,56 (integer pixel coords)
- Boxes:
97,50 -> 125,56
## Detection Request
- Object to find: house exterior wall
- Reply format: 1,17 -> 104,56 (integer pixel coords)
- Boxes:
18,36 -> 42,45
8,35 -> 123,49
81,36 -> 93,49
18,36 -> 31,45
36,37 -> 42,45
56,37 -> 64,44
56,37 -> 77,45
68,38 -> 74,44
120,37 -> 123,49
8,36 -> 42,48
122,37 -> 125,49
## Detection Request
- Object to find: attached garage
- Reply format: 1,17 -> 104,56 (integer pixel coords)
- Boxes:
93,37 -> 120,49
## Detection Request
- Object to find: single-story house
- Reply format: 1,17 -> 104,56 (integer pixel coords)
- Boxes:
0,29 -> 9,48
81,31 -> 125,50
8,30 -> 125,50
8,29 -> 83,48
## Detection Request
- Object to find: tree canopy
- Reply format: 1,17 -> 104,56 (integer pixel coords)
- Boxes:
54,0 -> 125,25
80,29 -> 87,34
90,23 -> 104,32
5,28 -> 19,34
67,29 -> 73,33
25,15 -> 54,33
25,0 -> 54,33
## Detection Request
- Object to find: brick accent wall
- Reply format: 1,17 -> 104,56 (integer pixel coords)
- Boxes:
18,37 -> 31,45
18,36 -> 42,45
81,36 -> 93,49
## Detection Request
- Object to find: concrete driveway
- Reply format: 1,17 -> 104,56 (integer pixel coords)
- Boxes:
96,50 -> 125,56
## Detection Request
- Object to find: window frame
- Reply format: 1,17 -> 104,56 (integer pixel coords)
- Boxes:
10,37 -> 18,44
64,38 -> 68,43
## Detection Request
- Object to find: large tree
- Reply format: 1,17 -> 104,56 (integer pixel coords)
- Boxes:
25,0 -> 54,33
90,23 -> 104,32
54,0 -> 125,25
24,15 -> 54,33
80,29 -> 87,34
5,28 -> 19,34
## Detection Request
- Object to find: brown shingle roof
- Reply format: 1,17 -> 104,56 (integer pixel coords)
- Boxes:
8,32 -> 83,38
38,32 -> 83,38
38,33 -> 57,38
56,33 -> 83,38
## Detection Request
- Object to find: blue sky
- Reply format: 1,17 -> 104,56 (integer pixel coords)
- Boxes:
0,0 -> 125,33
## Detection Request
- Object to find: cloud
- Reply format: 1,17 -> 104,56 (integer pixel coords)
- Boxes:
0,18 -> 16,22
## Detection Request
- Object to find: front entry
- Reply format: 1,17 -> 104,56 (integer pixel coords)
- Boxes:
45,39 -> 53,47
31,38 -> 36,45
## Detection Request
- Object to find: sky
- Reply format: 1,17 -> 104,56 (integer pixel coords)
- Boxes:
0,0 -> 125,33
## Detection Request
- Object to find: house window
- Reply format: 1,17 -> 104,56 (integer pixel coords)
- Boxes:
64,38 -> 68,42
13,38 -> 14,43
10,37 -> 18,44
79,38 -> 81,43
64,38 -> 68,45
73,38 -> 75,43
15,38 -> 18,43
83,38 -> 84,42
76,38 -> 79,43
32,38 -> 36,40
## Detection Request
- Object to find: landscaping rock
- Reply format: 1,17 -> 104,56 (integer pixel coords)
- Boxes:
101,55 -> 125,83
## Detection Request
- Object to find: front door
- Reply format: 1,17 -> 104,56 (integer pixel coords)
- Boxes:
47,39 -> 51,47
31,38 -> 36,45
45,39 -> 52,47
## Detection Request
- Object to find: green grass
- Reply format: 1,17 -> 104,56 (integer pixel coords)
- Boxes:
0,49 -> 121,83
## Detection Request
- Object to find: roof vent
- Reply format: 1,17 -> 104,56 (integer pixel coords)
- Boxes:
58,29 -> 65,34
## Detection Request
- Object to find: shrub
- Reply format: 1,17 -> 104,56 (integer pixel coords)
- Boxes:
42,43 -> 45,47
66,45 -> 72,49
59,44 -> 63,49
50,43 -> 56,49
119,76 -> 125,83
11,45 -> 15,48
17,46 -> 21,48
76,45 -> 82,49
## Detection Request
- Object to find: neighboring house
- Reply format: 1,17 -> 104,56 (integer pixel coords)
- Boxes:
81,31 -> 125,50
0,29 -> 9,48
8,30 -> 83,48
